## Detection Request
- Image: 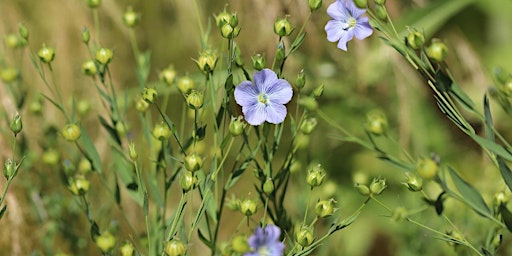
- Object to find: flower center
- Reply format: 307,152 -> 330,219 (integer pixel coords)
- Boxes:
258,246 -> 270,256
343,17 -> 357,31
258,93 -> 268,105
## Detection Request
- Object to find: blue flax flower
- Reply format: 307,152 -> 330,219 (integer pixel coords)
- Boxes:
325,0 -> 373,51
234,69 -> 293,126
244,224 -> 285,256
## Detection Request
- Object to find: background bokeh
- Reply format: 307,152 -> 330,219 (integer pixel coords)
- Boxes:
2,0 -> 512,255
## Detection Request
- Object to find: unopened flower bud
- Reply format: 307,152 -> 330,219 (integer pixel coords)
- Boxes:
375,4 -> 388,21
251,54 -> 266,71
306,164 -> 326,188
300,117 -> 317,134
95,48 -> 113,65
308,0 -> 322,11
416,158 -> 438,179
160,66 -> 177,85
77,99 -> 91,116
274,17 -> 294,37
231,235 -> 249,254
164,239 -> 186,256
215,10 -> 231,27
120,241 -> 135,256
38,45 -> 55,63
365,110 -> 387,136
294,133 -> 310,149
196,49 -> 218,73
276,42 -> 286,61
355,182 -> 370,196
42,149 -> 60,166
392,207 -> 407,222
406,30 -> 425,50
226,195 -> 241,211
296,69 -> 306,89
402,172 -> 423,192
142,87 -> 158,103
152,121 -> 171,140
353,0 -> 367,8
229,116 -> 246,136
10,113 -> 22,136
295,226 -> 314,247
375,0 -> 386,5
177,76 -> 195,94
426,39 -> 448,63
3,159 -> 16,180
135,97 -> 150,112
78,158 -> 92,174
313,83 -> 324,97
187,90 -> 204,109
81,27 -> 90,44
180,171 -> 198,192
298,97 -> 318,111
128,142 -> 138,161
18,23 -> 29,40
221,24 -> 235,39
492,234 -> 503,248
62,124 -> 81,142
5,34 -> 26,49
229,13 -> 238,27
123,7 -> 140,28
82,60 -> 97,76
240,198 -> 258,216
234,43 -> 244,67
0,67 -> 19,83
95,232 -> 116,253
263,178 -> 275,195
87,0 -> 101,8
369,178 -> 387,195
494,191 -> 510,207
69,175 -> 90,196
184,153 -> 203,172
315,198 -> 336,218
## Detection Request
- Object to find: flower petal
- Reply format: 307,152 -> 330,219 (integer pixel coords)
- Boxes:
235,81 -> 259,107
254,68 -> 278,93
327,0 -> 350,20
248,227 -> 265,248
242,103 -> 267,126
336,29 -> 355,51
325,20 -> 346,43
263,225 -> 281,241
265,103 -> 287,124
354,17 -> 373,40
345,0 -> 367,18
267,79 -> 293,104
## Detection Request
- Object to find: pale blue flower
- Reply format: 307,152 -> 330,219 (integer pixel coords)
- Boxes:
244,224 -> 285,256
234,69 -> 293,126
325,0 -> 373,51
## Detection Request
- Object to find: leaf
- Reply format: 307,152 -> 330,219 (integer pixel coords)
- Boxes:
0,205 -> 7,220
289,32 -> 306,55
79,125 -> 102,173
114,175 -> 121,205
499,204 -> 512,233
197,229 -> 214,249
335,211 -> 360,231
98,115 -> 121,146
468,134 -> 512,161
449,78 -> 476,111
434,192 -> 446,215
90,221 -> 100,240
143,192 -> 149,216
448,167 -> 491,217
497,157 -> 512,194
483,95 -> 494,141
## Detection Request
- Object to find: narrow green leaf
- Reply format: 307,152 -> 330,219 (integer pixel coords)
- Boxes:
197,229 -> 214,249
497,157 -> 512,193
90,221 -> 100,240
289,32 -> 306,54
0,205 -> 7,220
448,167 -> 491,217
335,211 -> 361,231
499,204 -> 512,233
79,125 -> 102,173
114,175 -> 121,205
143,192 -> 149,216
147,173 -> 164,208
98,115 -> 121,145
468,134 -> 512,161
450,79 -> 476,111
483,95 -> 494,141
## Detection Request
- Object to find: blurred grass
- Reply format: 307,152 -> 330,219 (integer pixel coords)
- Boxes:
1,0 -> 512,255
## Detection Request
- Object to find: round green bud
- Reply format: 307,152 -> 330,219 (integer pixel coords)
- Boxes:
29,97 -> 43,115
95,232 -> 116,253
87,0 -> 101,9
135,97 -> 150,112
365,110 -> 387,136
295,226 -> 314,247
294,133 -> 310,150
231,235 -> 249,254
215,10 -> 231,27
82,60 -> 97,76
81,27 -> 90,44
10,113 -> 22,136
300,117 -> 318,135
308,0 -> 322,11
164,239 -> 186,256
177,76 -> 195,94
142,87 -> 158,104
123,7 -> 140,28
69,175 -> 90,196
229,13 -> 239,27
38,45 -> 55,63
494,191 -> 510,207
492,234 -> 503,248
406,30 -> 425,50
296,69 -> 306,89
276,42 -> 286,61
77,99 -> 91,116
5,34 -> 22,49
18,23 -> 29,40
375,4 -> 388,21
402,172 -> 423,192
298,97 -> 318,111
369,178 -> 387,195
263,178 -> 275,195
426,39 -> 448,63
315,198 -> 336,218
78,158 -> 92,174
120,241 -> 135,256
62,124 -> 81,142
416,158 -> 438,179
221,23 -> 240,39
159,66 -> 177,85
95,48 -> 113,65
306,164 -> 326,188
184,153 -> 203,172
3,159 -> 16,180
42,149 -> 60,166
392,206 -> 407,222
229,116 -> 246,136
353,0 -> 367,8
0,67 -> 20,83
128,142 -> 138,161
152,121 -> 171,140
239,199 -> 258,216
375,0 -> 386,5
251,54 -> 266,71
186,90 -> 204,110
274,17 -> 293,37
180,171 -> 198,192
197,49 -> 218,73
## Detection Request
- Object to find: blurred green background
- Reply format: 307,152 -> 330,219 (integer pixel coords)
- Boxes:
2,0 -> 512,255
